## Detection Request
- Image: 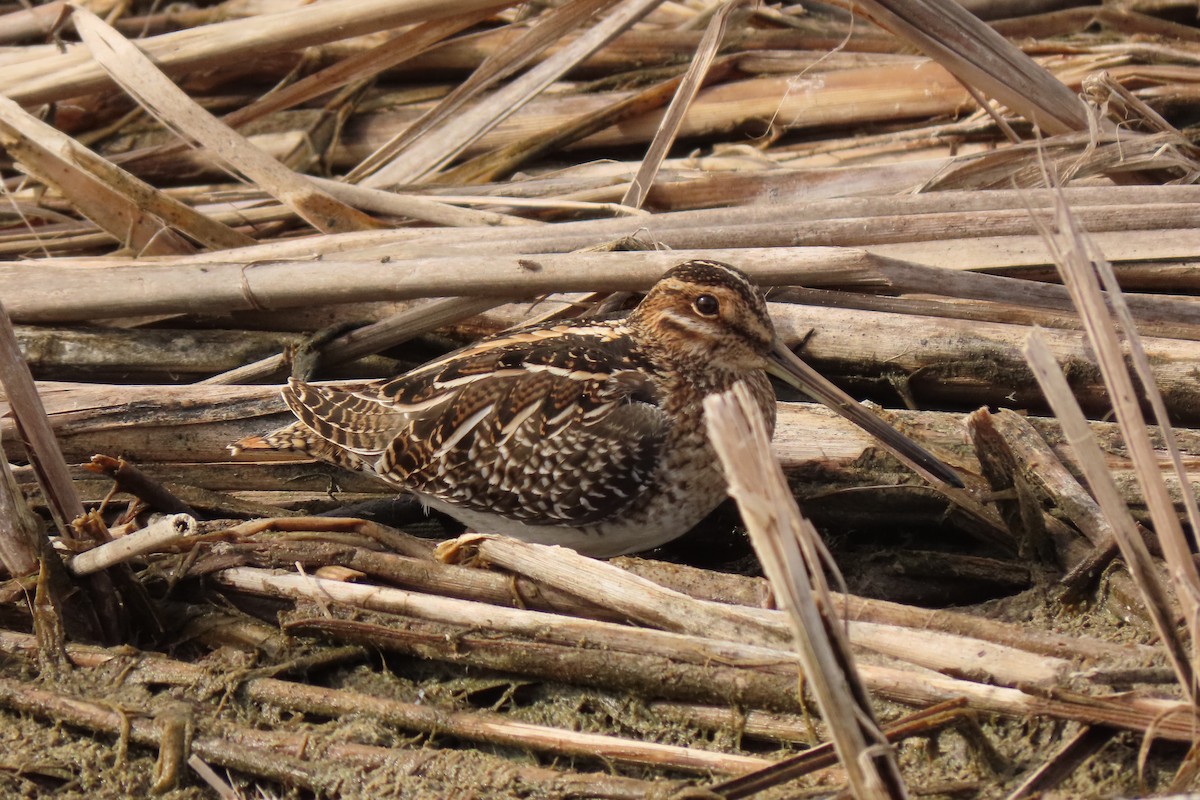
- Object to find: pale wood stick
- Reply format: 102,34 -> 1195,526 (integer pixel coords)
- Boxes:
445,536 -> 1069,687
233,569 -> 1199,741
67,514 -> 197,576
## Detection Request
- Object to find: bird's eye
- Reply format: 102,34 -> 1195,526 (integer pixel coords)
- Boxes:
693,294 -> 720,317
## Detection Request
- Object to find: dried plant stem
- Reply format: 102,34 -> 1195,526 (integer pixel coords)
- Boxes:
120,11 -> 497,175
200,296 -> 502,385
225,567 -> 1200,740
350,0 -> 625,183
4,0 -> 520,105
443,536 -> 1066,687
853,0 -> 1088,134
0,97 -> 240,254
242,679 -> 770,775
620,0 -> 736,209
67,514 -> 197,576
0,451 -> 39,577
705,382 -> 906,799
0,303 -> 84,537
361,0 -> 663,185
1025,333 -> 1191,695
71,7 -> 380,236
0,247 -> 879,323
441,534 -> 790,647
1029,187 -> 1200,700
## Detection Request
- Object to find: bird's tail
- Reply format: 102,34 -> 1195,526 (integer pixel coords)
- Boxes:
229,421 -> 310,458
230,421 -> 373,472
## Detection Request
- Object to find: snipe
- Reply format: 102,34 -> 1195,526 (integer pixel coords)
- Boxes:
232,260 -> 959,556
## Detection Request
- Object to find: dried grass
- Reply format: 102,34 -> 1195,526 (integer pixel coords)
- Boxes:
2,0 -> 1200,797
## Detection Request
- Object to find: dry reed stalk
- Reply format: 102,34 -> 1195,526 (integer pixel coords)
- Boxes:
1025,187 -> 1200,700
200,296 -> 501,385
303,61 -> 979,161
350,0 -> 628,183
66,514 -> 197,576
968,409 -> 1116,566
443,61 -> 739,185
1027,331 -> 1193,685
442,536 -> 1069,687
0,305 -> 85,538
397,25 -> 894,76
852,0 -> 1089,134
215,565 -> 1200,740
203,532 -> 1151,674
240,525 -> 1122,670
9,240 -> 1200,337
11,184 -> 1189,267
0,98 -> 249,254
705,382 -> 906,799
2,0 -> 519,105
0,247 -> 885,322
615,557 -> 1159,662
221,540 -> 618,621
619,0 -> 737,209
0,1 -> 71,45
963,408 -> 1179,625
116,12 -> 497,172
71,7 -> 380,236
308,176 -> 534,227
0,449 -> 39,578
205,195 -> 1200,266
359,0 -> 665,186
242,681 -> 772,776
442,534 -> 790,645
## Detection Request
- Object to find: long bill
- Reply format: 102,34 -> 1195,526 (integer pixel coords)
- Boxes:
766,340 -> 963,488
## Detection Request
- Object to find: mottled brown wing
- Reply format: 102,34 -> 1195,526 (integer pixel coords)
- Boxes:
284,336 -> 668,526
